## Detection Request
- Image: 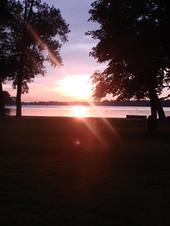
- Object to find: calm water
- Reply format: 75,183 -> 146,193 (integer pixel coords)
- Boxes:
7,105 -> 170,118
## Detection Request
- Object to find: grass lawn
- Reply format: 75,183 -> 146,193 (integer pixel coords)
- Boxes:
0,116 -> 169,226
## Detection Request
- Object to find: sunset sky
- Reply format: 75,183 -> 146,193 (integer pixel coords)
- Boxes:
4,0 -> 106,102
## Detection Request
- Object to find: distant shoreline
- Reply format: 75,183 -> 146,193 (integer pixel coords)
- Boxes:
7,99 -> 170,107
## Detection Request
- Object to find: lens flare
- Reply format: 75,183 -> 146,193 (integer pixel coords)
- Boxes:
26,24 -> 118,148
26,24 -> 61,66
82,101 -> 118,148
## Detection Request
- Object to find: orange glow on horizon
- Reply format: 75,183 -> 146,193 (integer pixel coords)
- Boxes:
56,74 -> 92,101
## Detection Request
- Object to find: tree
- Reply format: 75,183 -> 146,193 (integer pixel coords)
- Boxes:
87,0 -> 170,119
0,0 -> 13,116
2,90 -> 15,105
0,1 -> 22,117
9,0 -> 69,117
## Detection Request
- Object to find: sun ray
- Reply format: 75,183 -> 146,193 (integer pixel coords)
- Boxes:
26,24 -> 61,66
26,24 -> 118,145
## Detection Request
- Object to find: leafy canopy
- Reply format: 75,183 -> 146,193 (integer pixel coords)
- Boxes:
87,0 -> 170,101
10,0 -> 70,93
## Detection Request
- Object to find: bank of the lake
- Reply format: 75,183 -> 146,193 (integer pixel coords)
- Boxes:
6,104 -> 170,118
0,116 -> 169,225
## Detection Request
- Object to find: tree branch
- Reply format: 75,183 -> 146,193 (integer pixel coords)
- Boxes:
24,0 -> 28,21
160,94 -> 170,100
27,0 -> 34,22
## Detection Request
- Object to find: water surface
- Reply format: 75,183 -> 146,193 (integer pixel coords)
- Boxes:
8,105 -> 170,118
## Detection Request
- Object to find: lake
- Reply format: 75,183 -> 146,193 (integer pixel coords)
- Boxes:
7,105 -> 170,118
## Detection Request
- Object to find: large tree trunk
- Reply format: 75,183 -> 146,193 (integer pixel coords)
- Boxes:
148,88 -> 166,133
149,89 -> 157,119
0,80 -> 5,117
155,93 -> 166,119
149,88 -> 166,119
148,89 -> 158,133
16,76 -> 22,117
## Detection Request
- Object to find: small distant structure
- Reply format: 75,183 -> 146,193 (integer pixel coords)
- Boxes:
126,115 -> 147,119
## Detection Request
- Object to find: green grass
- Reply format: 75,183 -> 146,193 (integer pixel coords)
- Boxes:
0,116 -> 170,226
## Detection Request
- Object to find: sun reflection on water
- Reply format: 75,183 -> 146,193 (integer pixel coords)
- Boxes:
71,106 -> 89,118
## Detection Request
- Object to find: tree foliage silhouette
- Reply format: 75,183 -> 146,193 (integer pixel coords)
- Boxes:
12,0 -> 69,116
6,0 -> 69,117
0,0 -> 13,116
88,0 -> 170,119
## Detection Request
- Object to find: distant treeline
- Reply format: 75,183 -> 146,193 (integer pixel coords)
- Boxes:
3,91 -> 15,105
21,100 -> 170,107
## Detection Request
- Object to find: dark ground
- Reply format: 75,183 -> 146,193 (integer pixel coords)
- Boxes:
0,116 -> 169,226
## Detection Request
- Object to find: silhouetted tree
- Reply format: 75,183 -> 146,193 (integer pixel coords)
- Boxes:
2,91 -> 15,105
0,0 -> 15,116
87,0 -> 170,119
9,0 -> 69,117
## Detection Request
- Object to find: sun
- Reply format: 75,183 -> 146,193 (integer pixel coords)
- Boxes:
56,74 -> 92,100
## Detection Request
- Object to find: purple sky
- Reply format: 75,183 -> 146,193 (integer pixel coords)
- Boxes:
5,0 -> 106,102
